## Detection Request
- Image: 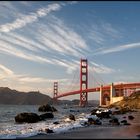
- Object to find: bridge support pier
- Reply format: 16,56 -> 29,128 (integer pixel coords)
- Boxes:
110,83 -> 115,104
100,83 -> 115,107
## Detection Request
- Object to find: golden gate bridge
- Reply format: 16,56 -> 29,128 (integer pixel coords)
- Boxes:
53,59 -> 140,107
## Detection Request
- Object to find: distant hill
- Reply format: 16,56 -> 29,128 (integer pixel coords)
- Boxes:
0,87 -> 52,105
109,90 -> 140,109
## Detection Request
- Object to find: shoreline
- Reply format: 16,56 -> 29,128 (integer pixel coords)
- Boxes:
24,124 -> 140,139
24,110 -> 140,139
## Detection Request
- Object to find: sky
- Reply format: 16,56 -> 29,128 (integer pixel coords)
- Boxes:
0,1 -> 140,100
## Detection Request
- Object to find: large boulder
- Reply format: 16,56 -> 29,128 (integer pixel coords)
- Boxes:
39,112 -> 54,120
38,104 -> 57,112
15,112 -> 40,123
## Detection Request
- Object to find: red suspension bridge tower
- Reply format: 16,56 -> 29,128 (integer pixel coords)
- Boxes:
53,82 -> 58,104
79,59 -> 88,107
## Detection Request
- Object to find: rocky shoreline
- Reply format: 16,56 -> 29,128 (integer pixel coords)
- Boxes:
24,109 -> 140,139
14,103 -> 140,139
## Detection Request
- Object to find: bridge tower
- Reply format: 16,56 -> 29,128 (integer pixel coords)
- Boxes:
53,82 -> 58,104
79,59 -> 88,107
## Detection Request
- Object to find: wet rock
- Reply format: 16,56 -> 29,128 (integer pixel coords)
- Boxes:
124,122 -> 131,125
69,114 -> 75,121
87,115 -> 102,125
80,121 -> 90,127
109,117 -> 120,125
70,109 -> 79,112
88,118 -> 102,125
98,111 -> 111,119
120,119 -> 130,125
38,104 -> 57,112
95,119 -> 102,125
53,121 -> 59,125
88,118 -> 95,124
15,112 -> 40,123
121,120 -> 127,124
39,112 -> 54,120
92,109 -> 112,119
115,107 -> 119,110
128,115 -> 134,120
51,106 -> 57,112
45,128 -> 54,133
91,108 -> 98,115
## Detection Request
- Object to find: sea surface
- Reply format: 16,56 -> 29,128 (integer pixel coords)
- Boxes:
0,104 -> 94,139
0,104 -> 140,139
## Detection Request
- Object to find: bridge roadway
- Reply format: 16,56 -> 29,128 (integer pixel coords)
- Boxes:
54,82 -> 140,99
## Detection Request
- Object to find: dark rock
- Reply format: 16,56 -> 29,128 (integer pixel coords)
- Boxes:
115,107 -> 119,110
51,106 -> 57,112
45,128 -> 54,133
91,109 -> 98,115
109,118 -> 120,125
88,118 -> 101,125
84,121 -> 90,126
15,112 -> 40,123
121,120 -> 127,124
95,119 -> 102,125
123,122 -> 131,125
39,112 -> 54,120
88,118 -> 95,125
120,120 -> 130,125
70,109 -> 79,112
69,114 -> 75,121
96,111 -> 112,119
128,115 -> 134,120
38,104 -> 57,112
53,121 -> 59,125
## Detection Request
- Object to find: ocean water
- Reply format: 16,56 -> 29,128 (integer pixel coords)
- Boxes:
0,104 -> 94,139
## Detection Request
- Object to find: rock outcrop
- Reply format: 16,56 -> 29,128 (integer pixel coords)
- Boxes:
38,104 -> 57,112
15,112 -> 40,123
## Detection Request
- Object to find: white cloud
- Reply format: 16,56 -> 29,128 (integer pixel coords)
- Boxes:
0,39 -> 54,64
0,3 -> 61,33
95,42 -> 140,55
90,62 -> 115,74
36,16 -> 89,57
0,64 -> 14,79
101,22 -> 121,38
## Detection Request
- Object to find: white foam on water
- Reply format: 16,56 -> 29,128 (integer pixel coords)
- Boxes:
0,115 -> 88,139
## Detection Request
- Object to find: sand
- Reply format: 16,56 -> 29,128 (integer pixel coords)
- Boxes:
25,124 -> 140,139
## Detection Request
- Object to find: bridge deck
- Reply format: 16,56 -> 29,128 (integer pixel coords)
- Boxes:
54,82 -> 140,98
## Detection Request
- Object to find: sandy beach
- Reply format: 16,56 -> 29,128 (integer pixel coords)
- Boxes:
24,110 -> 140,139
25,125 -> 139,139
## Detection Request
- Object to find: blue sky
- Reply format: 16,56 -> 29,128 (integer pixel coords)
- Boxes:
0,1 -> 140,100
